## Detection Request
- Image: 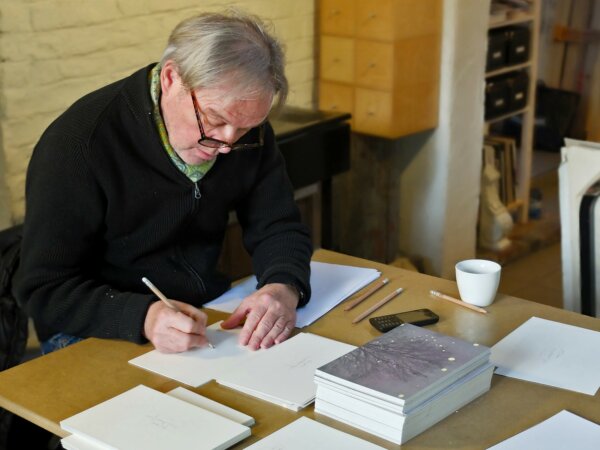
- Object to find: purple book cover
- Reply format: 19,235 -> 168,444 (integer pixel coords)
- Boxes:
316,323 -> 489,403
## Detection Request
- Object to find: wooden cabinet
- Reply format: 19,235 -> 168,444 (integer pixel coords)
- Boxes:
318,0 -> 442,138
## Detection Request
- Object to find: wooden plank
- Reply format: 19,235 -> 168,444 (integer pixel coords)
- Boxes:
538,0 -> 571,87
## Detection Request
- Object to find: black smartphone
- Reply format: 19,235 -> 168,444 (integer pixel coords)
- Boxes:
369,308 -> 439,332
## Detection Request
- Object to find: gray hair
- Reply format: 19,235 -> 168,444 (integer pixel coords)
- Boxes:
161,11 -> 288,109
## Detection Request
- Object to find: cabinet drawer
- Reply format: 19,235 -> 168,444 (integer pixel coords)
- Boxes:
320,36 -> 355,83
393,34 -> 441,85
354,88 -> 393,136
355,40 -> 393,89
390,0 -> 442,39
319,82 -> 354,116
320,0 -> 355,36
355,0 -> 393,41
393,81 -> 439,136
355,0 -> 442,41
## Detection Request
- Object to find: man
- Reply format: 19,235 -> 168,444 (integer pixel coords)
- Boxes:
13,11 -> 312,354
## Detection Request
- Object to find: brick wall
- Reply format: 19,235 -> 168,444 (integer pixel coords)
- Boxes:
0,0 -> 316,226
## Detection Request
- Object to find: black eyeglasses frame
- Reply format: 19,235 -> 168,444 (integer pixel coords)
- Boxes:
190,90 -> 264,151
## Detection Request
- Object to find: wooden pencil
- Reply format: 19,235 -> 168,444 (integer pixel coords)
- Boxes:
344,277 -> 389,311
429,290 -> 488,314
352,288 -> 404,324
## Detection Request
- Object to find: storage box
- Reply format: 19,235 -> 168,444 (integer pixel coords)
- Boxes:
485,77 -> 510,119
487,30 -> 508,71
506,71 -> 529,111
506,27 -> 530,64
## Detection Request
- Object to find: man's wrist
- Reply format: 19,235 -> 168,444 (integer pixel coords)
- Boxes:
286,283 -> 305,304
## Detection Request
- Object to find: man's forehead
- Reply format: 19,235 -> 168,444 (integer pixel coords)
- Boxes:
198,88 -> 273,127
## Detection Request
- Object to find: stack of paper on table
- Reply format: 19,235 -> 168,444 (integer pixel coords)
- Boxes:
245,417 -> 386,449
314,323 -> 494,445
204,261 -> 381,327
129,322 -> 355,410
60,385 -> 252,450
491,316 -> 600,395
487,410 -> 600,450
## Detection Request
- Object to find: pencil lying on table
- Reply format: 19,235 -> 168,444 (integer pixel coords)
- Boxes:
142,277 -> 215,349
429,290 -> 488,314
352,288 -> 404,324
344,277 -> 390,311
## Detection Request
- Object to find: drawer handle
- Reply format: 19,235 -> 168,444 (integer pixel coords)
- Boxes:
367,110 -> 376,116
329,9 -> 341,17
360,62 -> 377,76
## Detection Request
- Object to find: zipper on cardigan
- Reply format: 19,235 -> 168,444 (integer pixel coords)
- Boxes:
193,182 -> 201,199
177,246 -> 207,297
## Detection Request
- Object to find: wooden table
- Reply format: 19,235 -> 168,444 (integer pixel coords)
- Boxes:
1,249 -> 599,449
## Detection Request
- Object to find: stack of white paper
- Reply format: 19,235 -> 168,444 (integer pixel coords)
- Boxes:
60,385 -> 251,450
130,322 -> 355,411
204,261 -> 381,327
216,332 -> 355,410
246,417 -> 386,449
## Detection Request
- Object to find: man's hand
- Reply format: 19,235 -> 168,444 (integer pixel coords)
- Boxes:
220,283 -> 298,350
143,300 -> 209,353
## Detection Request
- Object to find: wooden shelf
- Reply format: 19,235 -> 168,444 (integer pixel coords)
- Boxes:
486,61 -> 531,78
489,13 -> 535,29
485,106 -> 530,125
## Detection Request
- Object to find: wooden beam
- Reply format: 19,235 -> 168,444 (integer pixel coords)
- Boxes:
553,24 -> 600,43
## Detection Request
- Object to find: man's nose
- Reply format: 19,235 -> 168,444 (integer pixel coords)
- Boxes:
217,125 -> 239,145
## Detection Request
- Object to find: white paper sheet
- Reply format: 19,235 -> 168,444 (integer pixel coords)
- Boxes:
60,385 -> 250,450
217,333 -> 355,410
491,317 -> 600,395
204,261 -> 381,327
61,434 -> 102,450
246,417 -> 385,450
166,387 -> 255,426
129,323 -> 252,387
487,410 -> 600,450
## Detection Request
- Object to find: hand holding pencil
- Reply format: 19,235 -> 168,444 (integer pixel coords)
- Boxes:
141,277 -> 215,353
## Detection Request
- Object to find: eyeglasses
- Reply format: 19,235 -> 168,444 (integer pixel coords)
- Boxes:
190,90 -> 264,151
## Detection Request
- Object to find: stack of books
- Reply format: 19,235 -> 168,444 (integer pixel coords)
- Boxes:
484,135 -> 517,206
60,385 -> 253,450
314,323 -> 494,445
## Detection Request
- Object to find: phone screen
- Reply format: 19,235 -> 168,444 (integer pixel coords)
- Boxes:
397,309 -> 436,324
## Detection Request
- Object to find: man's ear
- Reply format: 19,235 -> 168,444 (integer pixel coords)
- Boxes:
160,60 -> 182,96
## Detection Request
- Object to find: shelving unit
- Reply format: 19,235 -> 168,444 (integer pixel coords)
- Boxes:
484,0 -> 541,224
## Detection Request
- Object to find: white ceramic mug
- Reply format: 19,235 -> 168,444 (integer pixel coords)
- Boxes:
455,259 -> 501,307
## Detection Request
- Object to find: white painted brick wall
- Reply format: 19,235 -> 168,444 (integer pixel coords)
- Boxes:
0,0 -> 316,225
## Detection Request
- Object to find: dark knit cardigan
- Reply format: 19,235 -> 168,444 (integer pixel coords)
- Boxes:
14,64 -> 312,343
